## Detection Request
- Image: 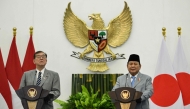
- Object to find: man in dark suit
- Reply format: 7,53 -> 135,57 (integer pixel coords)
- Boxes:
19,51 -> 60,109
112,54 -> 153,109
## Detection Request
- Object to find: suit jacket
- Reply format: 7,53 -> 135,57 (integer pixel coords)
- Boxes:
112,72 -> 153,109
19,69 -> 60,109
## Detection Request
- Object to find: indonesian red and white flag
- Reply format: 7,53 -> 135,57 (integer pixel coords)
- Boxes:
22,34 -> 35,73
0,49 -> 12,109
173,36 -> 190,109
5,36 -> 23,109
150,39 -> 184,109
5,36 -> 22,90
0,93 -> 8,109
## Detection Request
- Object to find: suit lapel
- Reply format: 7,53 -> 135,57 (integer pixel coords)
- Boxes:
31,70 -> 37,85
39,69 -> 49,86
133,73 -> 142,88
126,74 -> 132,87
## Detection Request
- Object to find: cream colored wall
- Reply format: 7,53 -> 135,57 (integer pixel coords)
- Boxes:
0,0 -> 190,108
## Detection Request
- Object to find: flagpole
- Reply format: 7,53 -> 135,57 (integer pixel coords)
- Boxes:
162,27 -> 166,40
177,27 -> 181,37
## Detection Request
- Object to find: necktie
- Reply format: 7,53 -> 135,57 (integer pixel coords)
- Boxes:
36,72 -> 42,86
131,76 -> 136,87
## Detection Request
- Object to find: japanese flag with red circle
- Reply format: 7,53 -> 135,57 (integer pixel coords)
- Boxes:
173,37 -> 190,109
150,39 -> 184,109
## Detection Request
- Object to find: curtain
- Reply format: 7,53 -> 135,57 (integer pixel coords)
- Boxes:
72,74 -> 123,97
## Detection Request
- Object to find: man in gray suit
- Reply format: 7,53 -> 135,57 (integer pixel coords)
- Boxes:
19,51 -> 60,109
112,54 -> 153,109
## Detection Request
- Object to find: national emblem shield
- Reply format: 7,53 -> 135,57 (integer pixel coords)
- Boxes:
88,30 -> 107,52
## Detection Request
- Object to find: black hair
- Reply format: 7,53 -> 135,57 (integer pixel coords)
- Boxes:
33,51 -> 47,59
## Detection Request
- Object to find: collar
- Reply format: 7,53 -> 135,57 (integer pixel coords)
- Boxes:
36,68 -> 45,75
129,72 -> 139,78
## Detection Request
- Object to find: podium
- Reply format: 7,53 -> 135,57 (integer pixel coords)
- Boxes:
16,85 -> 49,109
109,87 -> 142,109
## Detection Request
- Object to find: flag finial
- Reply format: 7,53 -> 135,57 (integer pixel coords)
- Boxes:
162,27 -> 166,39
29,26 -> 33,36
13,27 -> 17,36
177,27 -> 181,36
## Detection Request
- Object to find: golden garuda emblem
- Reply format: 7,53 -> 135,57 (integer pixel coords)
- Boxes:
27,88 -> 37,98
121,90 -> 130,100
63,1 -> 132,72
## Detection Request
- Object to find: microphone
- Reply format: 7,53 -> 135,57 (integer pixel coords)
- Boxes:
35,70 -> 37,75
125,74 -> 128,87
33,71 -> 37,85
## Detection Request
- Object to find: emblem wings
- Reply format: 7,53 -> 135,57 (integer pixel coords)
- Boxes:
63,1 -> 132,48
63,2 -> 89,48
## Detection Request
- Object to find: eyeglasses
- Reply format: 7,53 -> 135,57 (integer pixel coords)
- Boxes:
36,55 -> 46,59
